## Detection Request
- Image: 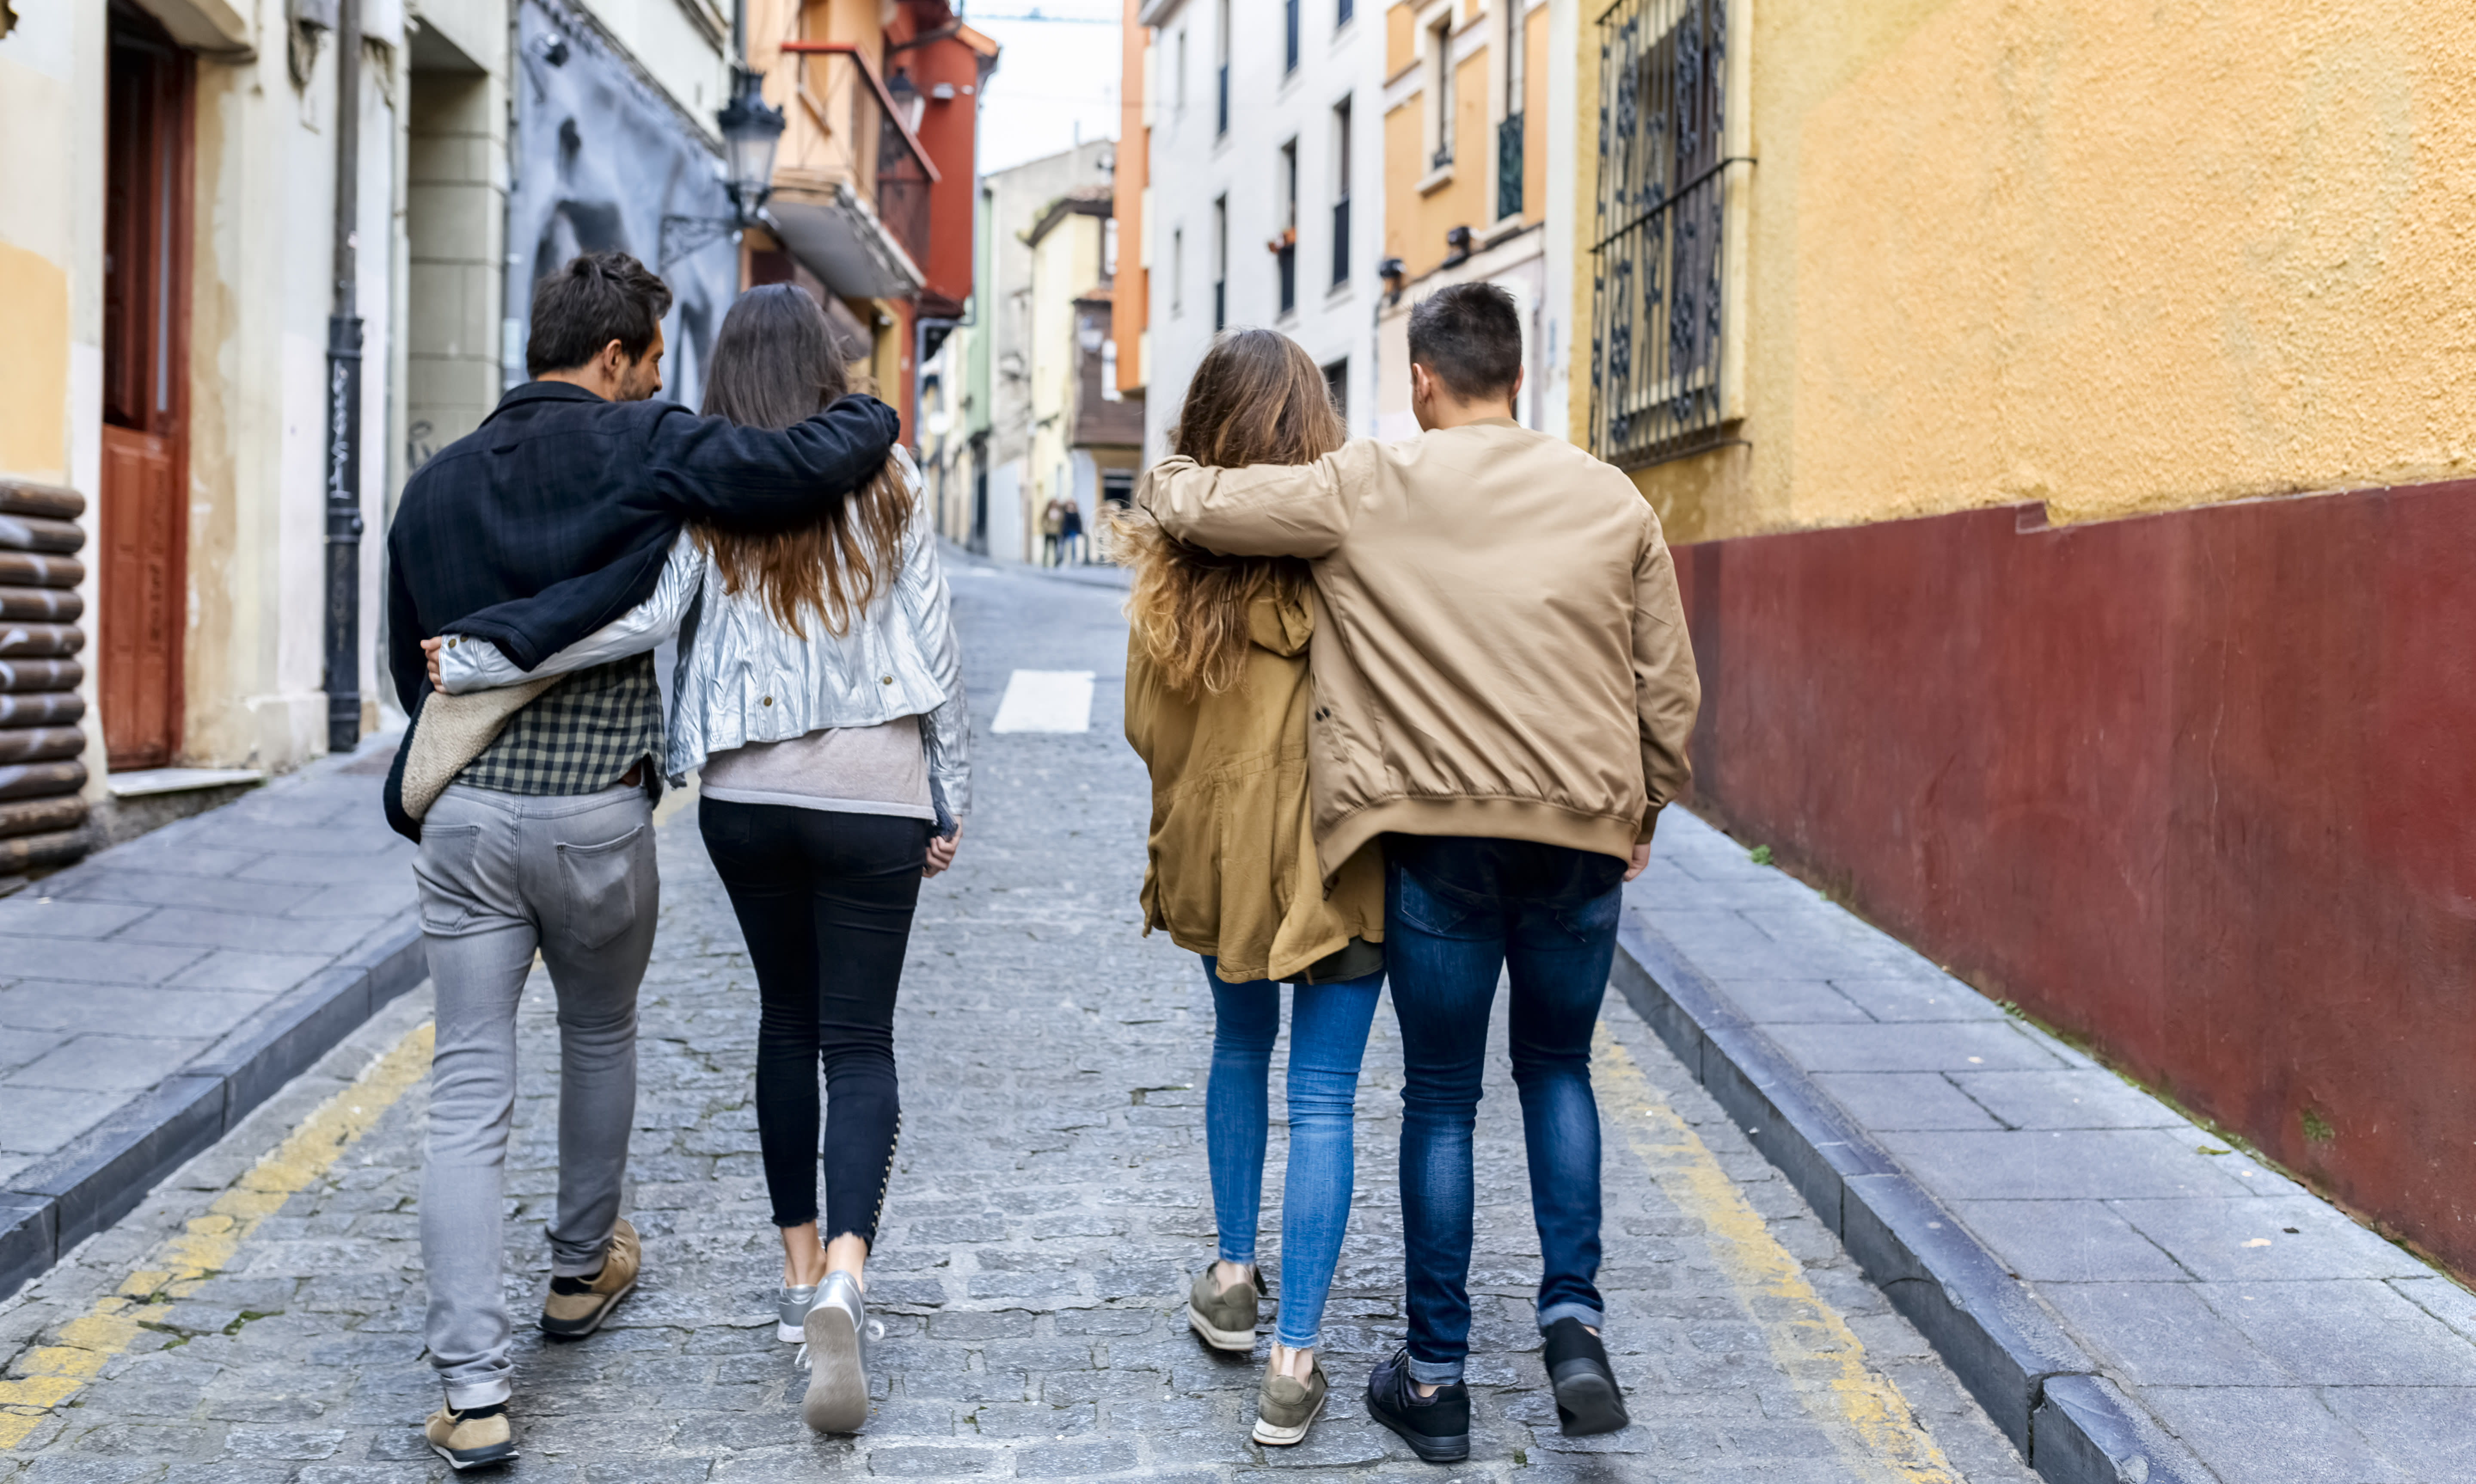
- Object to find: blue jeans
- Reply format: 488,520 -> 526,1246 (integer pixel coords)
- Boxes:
1385,838 -> 1627,1386
1202,955 -> 1385,1350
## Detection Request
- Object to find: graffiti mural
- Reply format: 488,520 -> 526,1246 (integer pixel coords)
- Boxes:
505,0 -> 736,410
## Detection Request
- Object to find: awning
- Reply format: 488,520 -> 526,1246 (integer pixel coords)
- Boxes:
766,185 -> 927,303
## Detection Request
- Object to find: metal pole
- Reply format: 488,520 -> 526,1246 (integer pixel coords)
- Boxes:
322,0 -> 365,753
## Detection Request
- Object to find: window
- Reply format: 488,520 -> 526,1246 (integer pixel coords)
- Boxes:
1497,0 -> 1525,219
1338,0 -> 1353,27
1171,226 -> 1184,313
1428,15 -> 1455,171
1277,139 -> 1299,315
1331,98 -> 1352,288
1212,196 -> 1227,331
1215,0 -> 1230,136
1323,358 -> 1348,423
1176,28 -> 1189,113
1284,0 -> 1299,73
1103,217 -> 1119,280
1589,0 -> 1731,468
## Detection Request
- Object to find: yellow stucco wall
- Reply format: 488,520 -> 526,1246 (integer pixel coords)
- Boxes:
1585,0 -> 2476,545
0,244 -> 70,478
1385,6 -> 1549,282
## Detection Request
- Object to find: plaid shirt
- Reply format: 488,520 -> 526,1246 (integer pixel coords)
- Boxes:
460,654 -> 663,796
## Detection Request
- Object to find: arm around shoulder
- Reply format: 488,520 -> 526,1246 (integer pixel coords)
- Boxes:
1134,444 -> 1368,558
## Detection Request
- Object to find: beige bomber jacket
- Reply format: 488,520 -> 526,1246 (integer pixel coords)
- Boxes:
1135,417 -> 1701,879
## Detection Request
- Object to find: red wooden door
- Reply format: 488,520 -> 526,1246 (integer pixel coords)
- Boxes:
100,4 -> 192,771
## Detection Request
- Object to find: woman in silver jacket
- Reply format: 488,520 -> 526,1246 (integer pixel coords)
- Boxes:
432,285 -> 967,1437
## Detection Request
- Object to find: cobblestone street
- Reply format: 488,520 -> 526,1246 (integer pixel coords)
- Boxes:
0,561 -> 2036,1482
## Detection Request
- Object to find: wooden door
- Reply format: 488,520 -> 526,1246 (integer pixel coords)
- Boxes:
100,3 -> 192,771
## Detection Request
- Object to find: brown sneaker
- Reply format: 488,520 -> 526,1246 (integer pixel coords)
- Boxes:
541,1216 -> 640,1340
424,1403 -> 515,1471
1186,1263 -> 1261,1352
1251,1357 -> 1328,1445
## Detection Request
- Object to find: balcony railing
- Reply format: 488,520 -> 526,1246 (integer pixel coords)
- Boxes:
1331,197 -> 1350,287
778,40 -> 943,273
1497,112 -> 1524,220
1278,243 -> 1296,315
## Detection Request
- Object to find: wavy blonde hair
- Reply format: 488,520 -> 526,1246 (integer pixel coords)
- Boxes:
697,284 -> 909,639
1113,329 -> 1343,695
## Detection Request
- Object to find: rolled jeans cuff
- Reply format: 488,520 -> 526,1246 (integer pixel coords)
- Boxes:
443,1374 -> 512,1411
1538,1301 -> 1604,1331
1405,1354 -> 1463,1386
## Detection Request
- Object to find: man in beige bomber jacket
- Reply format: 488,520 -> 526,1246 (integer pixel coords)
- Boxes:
1137,284 -> 1699,1461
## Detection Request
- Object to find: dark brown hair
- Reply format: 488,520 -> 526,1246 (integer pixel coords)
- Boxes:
527,252 -> 672,376
697,284 -> 908,638
1406,280 -> 1523,401
1114,329 -> 1342,695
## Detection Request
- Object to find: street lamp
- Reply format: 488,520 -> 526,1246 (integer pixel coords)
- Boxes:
660,67 -> 786,268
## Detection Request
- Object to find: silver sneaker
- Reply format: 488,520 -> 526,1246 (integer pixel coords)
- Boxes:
777,1282 -> 819,1344
799,1271 -> 869,1434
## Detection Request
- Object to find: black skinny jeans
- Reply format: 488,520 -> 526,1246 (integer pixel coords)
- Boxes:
699,798 -> 928,1246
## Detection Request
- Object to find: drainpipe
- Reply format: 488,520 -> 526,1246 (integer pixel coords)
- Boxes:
321,0 -> 365,754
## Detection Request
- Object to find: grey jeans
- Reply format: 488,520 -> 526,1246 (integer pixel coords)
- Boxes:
413,782 -> 659,1408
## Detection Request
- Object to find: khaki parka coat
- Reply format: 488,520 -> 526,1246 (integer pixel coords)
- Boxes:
1123,584 -> 1385,985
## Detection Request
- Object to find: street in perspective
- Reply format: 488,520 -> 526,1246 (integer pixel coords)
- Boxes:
8,0 -> 2476,1481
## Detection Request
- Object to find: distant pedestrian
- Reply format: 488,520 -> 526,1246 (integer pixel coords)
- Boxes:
1042,494 -> 1069,565
429,284 -> 969,1440
1060,498 -> 1085,563
1115,329 -> 1386,1450
1138,282 -> 1700,1463
385,255 -> 898,1470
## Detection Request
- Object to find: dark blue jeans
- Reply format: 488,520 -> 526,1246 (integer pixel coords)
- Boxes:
1385,837 -> 1627,1385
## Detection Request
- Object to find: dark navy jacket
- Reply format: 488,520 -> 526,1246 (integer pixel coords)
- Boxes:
384,381 -> 900,713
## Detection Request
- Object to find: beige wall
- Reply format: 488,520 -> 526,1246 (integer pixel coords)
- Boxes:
1578,0 -> 2476,545
404,64 -> 507,483
1027,212 -> 1102,542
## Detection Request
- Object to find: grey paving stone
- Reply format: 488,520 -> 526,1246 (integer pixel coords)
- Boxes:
1945,1200 -> 2186,1282
1823,976 -> 2008,1023
2200,1279 -> 2476,1386
1760,1020 -> 2065,1074
1873,1128 -> 2260,1202
1947,1068 -> 2186,1130
161,950 -> 336,994
0,983 -> 276,1037
9,1035 -> 212,1093
2389,1274 -> 2476,1344
2039,1282 -> 2290,1386
0,937 -> 206,986
1699,979 -> 1872,1024
2135,1386 -> 2410,1484
0,901 -> 156,940
55,870 -> 317,915
107,910 -> 387,955
2111,1197 -> 2433,1282
0,1083 -> 126,1154
0,1025 -> 69,1073
2314,1385 -> 2476,1478
1809,1073 -> 2003,1132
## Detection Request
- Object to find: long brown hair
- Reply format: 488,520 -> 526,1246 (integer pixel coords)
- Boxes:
1115,329 -> 1342,695
698,284 -> 908,638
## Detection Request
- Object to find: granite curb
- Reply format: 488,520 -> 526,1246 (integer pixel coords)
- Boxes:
1610,911 -> 2214,1484
0,915 -> 425,1303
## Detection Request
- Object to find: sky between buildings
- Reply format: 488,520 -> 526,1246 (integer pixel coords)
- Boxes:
969,1 -> 1125,173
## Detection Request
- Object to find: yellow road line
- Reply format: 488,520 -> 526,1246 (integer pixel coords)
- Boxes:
0,1021 -> 435,1451
1596,1027 -> 1958,1482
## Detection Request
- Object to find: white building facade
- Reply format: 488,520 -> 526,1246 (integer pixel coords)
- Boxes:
1136,0 -> 1383,459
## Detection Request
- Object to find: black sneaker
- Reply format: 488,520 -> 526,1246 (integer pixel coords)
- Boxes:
1541,1316 -> 1630,1435
1366,1346 -> 1469,1463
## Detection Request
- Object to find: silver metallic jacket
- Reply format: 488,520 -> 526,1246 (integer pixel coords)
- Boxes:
438,454 -> 970,822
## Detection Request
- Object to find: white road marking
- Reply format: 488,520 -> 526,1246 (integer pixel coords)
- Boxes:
991,669 -> 1095,733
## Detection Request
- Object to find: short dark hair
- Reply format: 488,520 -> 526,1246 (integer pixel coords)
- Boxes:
526,252 -> 672,377
1405,281 -> 1523,401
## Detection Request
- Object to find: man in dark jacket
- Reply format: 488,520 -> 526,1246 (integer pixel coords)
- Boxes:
392,252 -> 899,1472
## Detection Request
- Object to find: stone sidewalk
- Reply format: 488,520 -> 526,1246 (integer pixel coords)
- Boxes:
1622,811 -> 2476,1483
0,746 -> 424,1300
0,561 -> 2037,1481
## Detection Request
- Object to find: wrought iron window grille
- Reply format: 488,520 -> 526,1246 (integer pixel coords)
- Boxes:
1496,112 -> 1523,220
1587,0 -> 1745,470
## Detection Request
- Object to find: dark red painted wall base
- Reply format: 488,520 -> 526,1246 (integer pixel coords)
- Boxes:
1673,479 -> 2476,1275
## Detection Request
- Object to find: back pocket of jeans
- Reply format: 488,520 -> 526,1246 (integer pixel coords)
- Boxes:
557,824 -> 647,952
1392,866 -> 1482,938
412,824 -> 486,934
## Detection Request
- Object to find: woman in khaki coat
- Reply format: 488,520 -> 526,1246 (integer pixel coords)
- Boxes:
1117,330 -> 1384,1449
